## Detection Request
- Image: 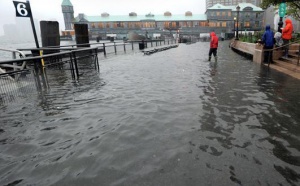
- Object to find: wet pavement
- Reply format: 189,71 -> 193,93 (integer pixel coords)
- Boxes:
0,41 -> 300,186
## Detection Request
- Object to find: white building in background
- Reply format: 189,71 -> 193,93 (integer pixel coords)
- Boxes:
206,0 -> 262,9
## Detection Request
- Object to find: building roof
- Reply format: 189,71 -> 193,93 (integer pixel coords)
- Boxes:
208,3 -> 263,11
74,14 -> 207,22
62,0 -> 73,6
207,3 -> 232,10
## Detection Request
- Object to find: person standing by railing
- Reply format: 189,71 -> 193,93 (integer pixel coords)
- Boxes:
262,25 -> 274,63
281,18 -> 293,58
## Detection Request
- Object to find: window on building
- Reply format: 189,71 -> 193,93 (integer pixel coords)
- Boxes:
222,22 -> 227,27
98,23 -> 104,28
172,22 -> 177,28
135,22 -> 141,28
106,23 -> 110,28
217,22 -> 220,27
228,12 -> 231,17
255,21 -> 259,28
113,23 -> 117,28
217,12 -> 220,16
209,22 -> 216,27
91,23 -> 95,28
222,12 -> 226,16
164,22 -> 170,28
256,13 -> 260,19
244,22 -> 250,27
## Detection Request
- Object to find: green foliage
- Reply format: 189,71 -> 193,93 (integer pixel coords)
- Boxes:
260,0 -> 300,21
239,31 -> 264,43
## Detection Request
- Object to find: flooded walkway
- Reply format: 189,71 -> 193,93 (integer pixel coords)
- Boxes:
1,41 -> 300,185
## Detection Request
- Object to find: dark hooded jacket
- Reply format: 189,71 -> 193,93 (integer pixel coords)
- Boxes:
282,18 -> 293,40
262,25 -> 274,47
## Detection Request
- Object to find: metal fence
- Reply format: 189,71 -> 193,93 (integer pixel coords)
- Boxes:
0,39 -> 177,106
0,47 -> 99,106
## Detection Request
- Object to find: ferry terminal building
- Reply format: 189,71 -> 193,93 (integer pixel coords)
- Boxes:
61,0 -> 264,39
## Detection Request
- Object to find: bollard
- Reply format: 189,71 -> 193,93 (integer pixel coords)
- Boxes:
168,40 -> 169,45
123,43 -> 126,52
151,41 -> 153,47
156,41 -> 157,46
132,42 -> 134,50
160,41 -> 161,46
114,42 -> 117,54
103,43 -> 106,56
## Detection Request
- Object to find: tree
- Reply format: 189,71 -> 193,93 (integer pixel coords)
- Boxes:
260,0 -> 300,20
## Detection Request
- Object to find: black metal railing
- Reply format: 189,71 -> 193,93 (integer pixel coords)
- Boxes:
265,39 -> 300,67
0,39 -> 177,105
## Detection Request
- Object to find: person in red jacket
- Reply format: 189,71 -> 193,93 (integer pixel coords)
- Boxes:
208,32 -> 219,62
281,18 -> 293,58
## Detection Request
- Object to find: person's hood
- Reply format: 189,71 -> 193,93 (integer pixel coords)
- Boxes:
285,18 -> 292,25
265,25 -> 271,31
210,32 -> 216,37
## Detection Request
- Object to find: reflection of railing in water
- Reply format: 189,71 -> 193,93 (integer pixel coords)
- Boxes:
0,47 -> 100,106
0,39 -> 177,106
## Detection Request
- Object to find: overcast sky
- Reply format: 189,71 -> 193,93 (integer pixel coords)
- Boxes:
0,0 -> 207,36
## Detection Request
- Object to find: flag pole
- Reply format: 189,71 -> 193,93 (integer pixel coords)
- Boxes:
26,0 -> 39,48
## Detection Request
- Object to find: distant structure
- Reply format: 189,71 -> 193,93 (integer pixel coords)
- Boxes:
61,0 -> 74,30
206,0 -> 262,9
61,0 -> 264,39
2,18 -> 40,42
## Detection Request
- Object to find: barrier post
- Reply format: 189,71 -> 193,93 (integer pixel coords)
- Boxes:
103,43 -> 106,56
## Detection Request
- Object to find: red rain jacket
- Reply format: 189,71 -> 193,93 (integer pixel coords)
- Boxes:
282,19 -> 293,40
210,32 -> 218,48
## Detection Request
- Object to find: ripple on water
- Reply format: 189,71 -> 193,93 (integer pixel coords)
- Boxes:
1,42 -> 300,185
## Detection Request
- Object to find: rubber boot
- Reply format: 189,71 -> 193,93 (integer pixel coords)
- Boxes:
208,56 -> 211,61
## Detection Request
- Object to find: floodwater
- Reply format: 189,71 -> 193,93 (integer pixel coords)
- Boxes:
1,41 -> 300,186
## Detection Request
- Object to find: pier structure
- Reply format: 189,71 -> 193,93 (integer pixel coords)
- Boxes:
61,1 -> 264,40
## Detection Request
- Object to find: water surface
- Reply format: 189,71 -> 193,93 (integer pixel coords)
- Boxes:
1,41 -> 300,186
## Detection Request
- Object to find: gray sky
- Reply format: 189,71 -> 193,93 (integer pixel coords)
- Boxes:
0,0 -> 207,36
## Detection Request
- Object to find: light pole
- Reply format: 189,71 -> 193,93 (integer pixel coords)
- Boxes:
235,5 -> 240,40
233,17 -> 236,38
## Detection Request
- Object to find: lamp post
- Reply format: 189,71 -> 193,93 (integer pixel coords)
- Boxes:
235,5 -> 240,40
233,17 -> 236,38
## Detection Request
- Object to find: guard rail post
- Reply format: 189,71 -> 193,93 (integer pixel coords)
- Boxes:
102,43 -> 106,56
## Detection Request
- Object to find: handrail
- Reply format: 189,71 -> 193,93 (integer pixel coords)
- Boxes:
0,48 -> 26,58
264,38 -> 300,67
0,48 -> 26,80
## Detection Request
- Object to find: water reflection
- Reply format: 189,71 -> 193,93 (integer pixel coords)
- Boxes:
0,41 -> 300,185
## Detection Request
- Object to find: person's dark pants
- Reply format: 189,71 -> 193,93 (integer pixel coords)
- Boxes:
283,39 -> 289,57
208,48 -> 217,61
264,46 -> 273,63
